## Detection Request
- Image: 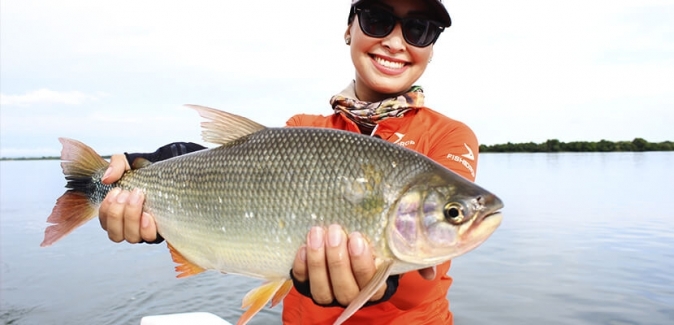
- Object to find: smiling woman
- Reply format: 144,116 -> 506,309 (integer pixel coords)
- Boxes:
96,1 -> 484,325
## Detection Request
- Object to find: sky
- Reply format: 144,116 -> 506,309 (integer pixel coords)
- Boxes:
1,0 -> 673,158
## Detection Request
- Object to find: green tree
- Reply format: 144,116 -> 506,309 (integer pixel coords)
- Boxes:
597,140 -> 615,152
632,138 -> 648,151
546,139 -> 561,152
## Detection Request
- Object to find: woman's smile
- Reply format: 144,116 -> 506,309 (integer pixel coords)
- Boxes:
370,54 -> 409,75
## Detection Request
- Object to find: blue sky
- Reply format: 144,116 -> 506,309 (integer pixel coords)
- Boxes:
1,0 -> 672,158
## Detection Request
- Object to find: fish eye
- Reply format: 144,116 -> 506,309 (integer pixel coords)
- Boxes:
443,203 -> 465,225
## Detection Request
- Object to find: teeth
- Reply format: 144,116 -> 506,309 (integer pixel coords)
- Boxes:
374,56 -> 405,69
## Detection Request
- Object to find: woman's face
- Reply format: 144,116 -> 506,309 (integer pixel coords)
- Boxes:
347,0 -> 435,102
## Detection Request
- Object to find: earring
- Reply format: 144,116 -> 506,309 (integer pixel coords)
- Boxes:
345,36 -> 351,45
428,57 -> 433,63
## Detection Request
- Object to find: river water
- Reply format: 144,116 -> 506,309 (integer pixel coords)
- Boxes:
1,152 -> 673,324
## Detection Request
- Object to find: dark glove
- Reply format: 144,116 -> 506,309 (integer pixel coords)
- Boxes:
125,142 -> 206,164
289,269 -> 400,308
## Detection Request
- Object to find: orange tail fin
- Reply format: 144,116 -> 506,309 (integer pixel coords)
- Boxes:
41,138 -> 110,247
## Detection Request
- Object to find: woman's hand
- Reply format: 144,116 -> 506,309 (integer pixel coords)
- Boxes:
98,154 -> 158,243
291,224 -> 437,307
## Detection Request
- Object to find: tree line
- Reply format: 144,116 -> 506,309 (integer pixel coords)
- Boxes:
479,138 -> 673,153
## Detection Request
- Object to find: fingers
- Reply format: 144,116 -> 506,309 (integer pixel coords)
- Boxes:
139,212 -> 158,242
102,154 -> 130,184
418,266 -> 437,280
101,188 -> 125,242
98,152 -> 152,244
291,245 -> 308,282
299,225 -> 385,306
122,188 -> 145,243
348,232 -> 386,301
326,225 -> 360,305
306,227 -> 333,305
98,186 -> 153,243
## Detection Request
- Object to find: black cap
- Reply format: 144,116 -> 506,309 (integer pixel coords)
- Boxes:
350,0 -> 451,27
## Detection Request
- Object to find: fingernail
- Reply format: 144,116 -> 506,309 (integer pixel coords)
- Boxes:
116,190 -> 129,204
129,188 -> 143,205
141,212 -> 150,229
421,266 -> 437,280
299,245 -> 307,262
328,224 -> 343,247
349,232 -> 365,256
308,227 -> 324,250
103,167 -> 113,180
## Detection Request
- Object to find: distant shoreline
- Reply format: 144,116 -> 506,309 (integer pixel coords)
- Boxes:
2,138 -> 672,160
479,138 -> 673,153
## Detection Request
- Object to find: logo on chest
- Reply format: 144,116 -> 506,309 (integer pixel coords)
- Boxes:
392,132 -> 416,147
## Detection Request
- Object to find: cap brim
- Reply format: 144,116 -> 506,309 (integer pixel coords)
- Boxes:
351,0 -> 451,27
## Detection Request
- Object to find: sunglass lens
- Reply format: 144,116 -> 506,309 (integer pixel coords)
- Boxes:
403,19 -> 438,47
360,9 -> 395,37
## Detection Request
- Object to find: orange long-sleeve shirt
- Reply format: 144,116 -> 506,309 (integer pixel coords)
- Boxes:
282,107 -> 479,325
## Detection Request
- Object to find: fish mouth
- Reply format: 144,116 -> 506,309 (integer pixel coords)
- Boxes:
466,194 -> 503,242
469,193 -> 503,224
483,210 -> 502,220
479,210 -> 503,227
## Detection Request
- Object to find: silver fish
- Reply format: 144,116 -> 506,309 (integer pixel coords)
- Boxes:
41,105 -> 503,325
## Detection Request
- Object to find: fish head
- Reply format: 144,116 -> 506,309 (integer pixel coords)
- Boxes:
387,173 -> 503,266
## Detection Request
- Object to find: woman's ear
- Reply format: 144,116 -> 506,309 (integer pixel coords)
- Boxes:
344,27 -> 352,46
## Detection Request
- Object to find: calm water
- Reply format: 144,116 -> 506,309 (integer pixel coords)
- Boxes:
1,152 -> 673,325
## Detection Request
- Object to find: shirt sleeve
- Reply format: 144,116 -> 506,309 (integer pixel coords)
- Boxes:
426,122 -> 479,182
285,114 -> 304,127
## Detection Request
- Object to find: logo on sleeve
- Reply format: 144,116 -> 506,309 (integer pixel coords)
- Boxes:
446,143 -> 476,178
461,143 -> 475,160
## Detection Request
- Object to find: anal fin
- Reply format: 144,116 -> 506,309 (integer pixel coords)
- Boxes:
334,259 -> 395,325
270,279 -> 293,308
167,243 -> 205,278
238,278 -> 290,325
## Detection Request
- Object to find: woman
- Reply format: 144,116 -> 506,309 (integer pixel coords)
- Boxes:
99,0 -> 479,324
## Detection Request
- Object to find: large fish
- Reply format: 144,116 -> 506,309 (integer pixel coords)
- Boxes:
41,105 -> 503,325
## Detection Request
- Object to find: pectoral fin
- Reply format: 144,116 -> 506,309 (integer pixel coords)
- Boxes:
238,278 -> 290,325
334,259 -> 395,325
167,243 -> 205,278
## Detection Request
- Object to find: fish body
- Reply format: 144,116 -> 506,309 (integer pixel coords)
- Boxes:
42,105 -> 503,325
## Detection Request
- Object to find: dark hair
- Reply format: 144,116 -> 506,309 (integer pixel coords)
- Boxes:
348,5 -> 357,25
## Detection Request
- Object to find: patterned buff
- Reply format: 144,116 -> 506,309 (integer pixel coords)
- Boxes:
330,82 -> 425,129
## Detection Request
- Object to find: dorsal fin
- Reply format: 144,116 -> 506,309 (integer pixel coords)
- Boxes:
185,104 -> 266,145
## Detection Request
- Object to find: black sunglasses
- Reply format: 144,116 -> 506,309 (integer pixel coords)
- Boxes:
353,7 -> 444,48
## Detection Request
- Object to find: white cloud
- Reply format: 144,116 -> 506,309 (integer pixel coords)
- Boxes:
0,89 -> 106,106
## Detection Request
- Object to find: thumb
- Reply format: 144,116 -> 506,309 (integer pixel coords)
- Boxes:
102,154 -> 131,184
418,266 -> 437,280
